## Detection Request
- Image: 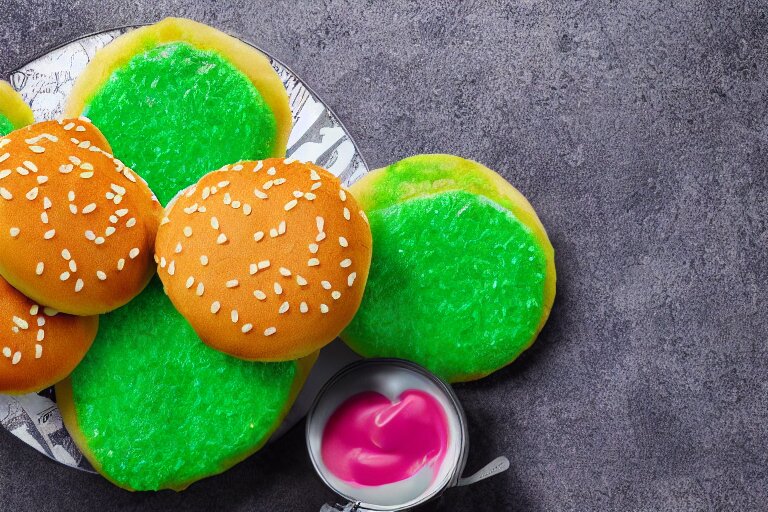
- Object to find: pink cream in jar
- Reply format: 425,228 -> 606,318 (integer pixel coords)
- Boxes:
320,389 -> 450,487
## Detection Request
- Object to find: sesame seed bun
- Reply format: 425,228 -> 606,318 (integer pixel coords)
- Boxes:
155,159 -> 373,361
0,275 -> 97,394
0,119 -> 162,315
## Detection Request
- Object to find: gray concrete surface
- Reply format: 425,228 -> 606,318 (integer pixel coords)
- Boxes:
1,0 -> 766,510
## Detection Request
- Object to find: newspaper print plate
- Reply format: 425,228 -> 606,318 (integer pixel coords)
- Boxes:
0,27 -> 366,472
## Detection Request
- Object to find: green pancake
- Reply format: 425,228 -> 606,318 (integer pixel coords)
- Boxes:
65,18 -> 293,205
343,155 -> 556,382
82,42 -> 276,205
0,114 -> 14,136
57,277 -> 313,491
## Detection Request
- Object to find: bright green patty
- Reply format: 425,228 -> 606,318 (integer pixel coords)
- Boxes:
0,113 -> 14,136
68,278 -> 297,491
343,191 -> 547,382
84,42 -> 279,205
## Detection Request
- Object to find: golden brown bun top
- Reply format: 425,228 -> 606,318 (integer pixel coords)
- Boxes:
0,119 -> 161,315
155,159 -> 373,361
0,275 -> 98,394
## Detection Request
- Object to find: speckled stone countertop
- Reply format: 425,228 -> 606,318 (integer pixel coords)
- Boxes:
1,1 -> 766,510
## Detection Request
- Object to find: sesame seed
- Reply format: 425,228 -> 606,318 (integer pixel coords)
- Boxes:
311,182 -> 322,191
216,233 -> 228,244
196,282 -> 205,296
263,180 -> 274,190
254,188 -> 268,199
1,347 -> 9,358
231,310 -> 239,323
126,217 -> 136,228
35,262 -> 44,275
339,189 -> 347,201
223,193 -> 232,205
80,171 -> 94,179
320,304 -> 329,314
94,236 -> 105,245
242,323 -> 253,333
35,344 -> 42,358
40,212 -> 49,224
160,257 -> 167,268
0,187 -> 12,200
339,236 -> 349,247
129,248 -> 140,259
232,164 -> 243,171
167,261 -> 175,275
321,281 -> 332,290
274,282 -> 283,295
0,153 -> 7,163
111,184 -> 126,195
316,217 -> 325,232
69,260 -> 77,272
9,227 -> 19,238
300,302 -> 308,313
360,210 -> 369,224
36,329 -> 44,342
68,191 -> 76,201
267,167 -> 277,175
186,276 -> 195,289
44,229 -> 55,240
43,197 -> 51,209
243,204 -> 252,215
269,228 -> 278,238
29,145 -> 45,153
305,192 -> 317,201
226,279 -> 239,288
254,161 -> 263,172
310,170 -> 321,181
211,301 -> 221,314
37,175 -> 48,184
97,271 -> 107,281
211,217 -> 220,230
43,307 -> 57,316
249,263 -> 258,275
116,209 -> 128,217
264,327 -> 277,336
279,267 -> 291,277
232,200 -> 241,209
183,226 -> 193,237
316,232 -> 327,242
26,187 -> 39,200
274,178 -> 286,186
17,166 -> 29,176
293,190 -> 303,198
200,255 -> 209,266
175,242 -> 182,253
254,231 -> 264,242
332,291 -> 342,300
343,207 -> 351,220
296,275 -> 308,286
279,301 -> 289,314
12,351 -> 21,365
258,260 -> 270,270
218,180 -> 230,188
284,199 -> 298,211
60,271 -> 70,281
61,249 -> 71,260
75,279 -> 84,292
309,243 -> 319,254
254,290 -> 267,300
84,230 -> 95,241
82,203 -> 96,214
105,226 -> 116,236
69,204 -> 78,214
0,170 -> 10,179
340,259 -> 352,268
278,221 -> 286,234
348,272 -> 357,286
308,258 -> 320,267
12,316 -> 28,329
29,305 -> 38,315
